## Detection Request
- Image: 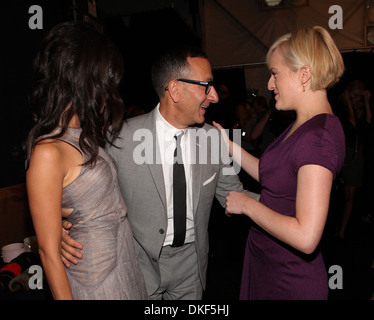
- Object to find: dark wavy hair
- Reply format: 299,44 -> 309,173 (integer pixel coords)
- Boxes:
26,21 -> 125,167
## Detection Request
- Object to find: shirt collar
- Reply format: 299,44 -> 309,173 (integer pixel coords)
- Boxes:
155,103 -> 187,140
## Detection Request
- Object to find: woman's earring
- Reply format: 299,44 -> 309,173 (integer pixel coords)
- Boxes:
302,84 -> 306,93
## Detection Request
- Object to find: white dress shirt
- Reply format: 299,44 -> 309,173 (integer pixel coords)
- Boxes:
155,104 -> 194,246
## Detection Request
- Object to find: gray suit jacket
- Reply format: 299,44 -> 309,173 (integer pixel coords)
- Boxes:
108,107 -> 257,295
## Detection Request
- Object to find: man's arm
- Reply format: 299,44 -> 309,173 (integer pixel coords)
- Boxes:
214,159 -> 260,209
212,123 -> 260,207
61,220 -> 83,267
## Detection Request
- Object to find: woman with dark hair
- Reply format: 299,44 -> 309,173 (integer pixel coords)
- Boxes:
26,21 -> 147,300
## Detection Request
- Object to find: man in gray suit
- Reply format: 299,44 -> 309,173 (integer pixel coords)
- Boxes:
61,45 -> 258,299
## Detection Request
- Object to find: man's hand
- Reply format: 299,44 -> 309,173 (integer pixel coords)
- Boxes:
61,220 -> 83,267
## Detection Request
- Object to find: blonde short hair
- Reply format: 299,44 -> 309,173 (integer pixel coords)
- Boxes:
266,26 -> 344,91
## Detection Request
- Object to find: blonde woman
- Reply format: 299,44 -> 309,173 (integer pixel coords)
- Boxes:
214,26 -> 345,299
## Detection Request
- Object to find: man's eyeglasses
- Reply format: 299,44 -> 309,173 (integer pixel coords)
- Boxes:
165,79 -> 214,95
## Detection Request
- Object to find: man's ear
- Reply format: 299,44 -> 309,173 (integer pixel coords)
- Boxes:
166,80 -> 180,103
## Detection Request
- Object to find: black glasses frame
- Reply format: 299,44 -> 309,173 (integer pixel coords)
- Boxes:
165,78 -> 214,95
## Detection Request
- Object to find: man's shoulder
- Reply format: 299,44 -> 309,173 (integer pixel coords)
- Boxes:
119,109 -> 155,135
188,123 -> 222,143
108,109 -> 155,151
202,122 -> 217,130
124,110 -> 153,126
190,122 -> 219,132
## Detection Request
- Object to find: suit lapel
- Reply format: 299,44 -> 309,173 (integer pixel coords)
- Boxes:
146,108 -> 167,211
189,127 -> 203,216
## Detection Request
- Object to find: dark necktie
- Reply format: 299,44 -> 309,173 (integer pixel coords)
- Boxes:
171,132 -> 186,247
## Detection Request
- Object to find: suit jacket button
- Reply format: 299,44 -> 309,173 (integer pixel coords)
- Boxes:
152,257 -> 157,262
159,228 -> 165,234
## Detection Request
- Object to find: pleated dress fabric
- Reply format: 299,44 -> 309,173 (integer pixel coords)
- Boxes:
45,127 -> 148,300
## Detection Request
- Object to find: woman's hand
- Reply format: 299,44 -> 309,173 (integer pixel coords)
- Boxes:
225,191 -> 253,216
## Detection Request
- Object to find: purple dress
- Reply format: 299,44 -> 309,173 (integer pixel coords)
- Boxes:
240,114 -> 345,300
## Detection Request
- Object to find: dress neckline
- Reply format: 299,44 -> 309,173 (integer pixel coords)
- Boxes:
273,113 -> 337,149
56,126 -> 82,138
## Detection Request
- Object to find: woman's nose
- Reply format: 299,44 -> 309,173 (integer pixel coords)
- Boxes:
268,76 -> 275,91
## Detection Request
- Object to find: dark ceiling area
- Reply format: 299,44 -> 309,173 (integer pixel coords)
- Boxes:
103,8 -> 202,110
2,1 -> 373,189
93,0 -> 203,110
0,0 -> 202,188
95,0 -> 174,17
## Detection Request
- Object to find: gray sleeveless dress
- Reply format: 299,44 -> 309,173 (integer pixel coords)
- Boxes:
51,127 -> 148,299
